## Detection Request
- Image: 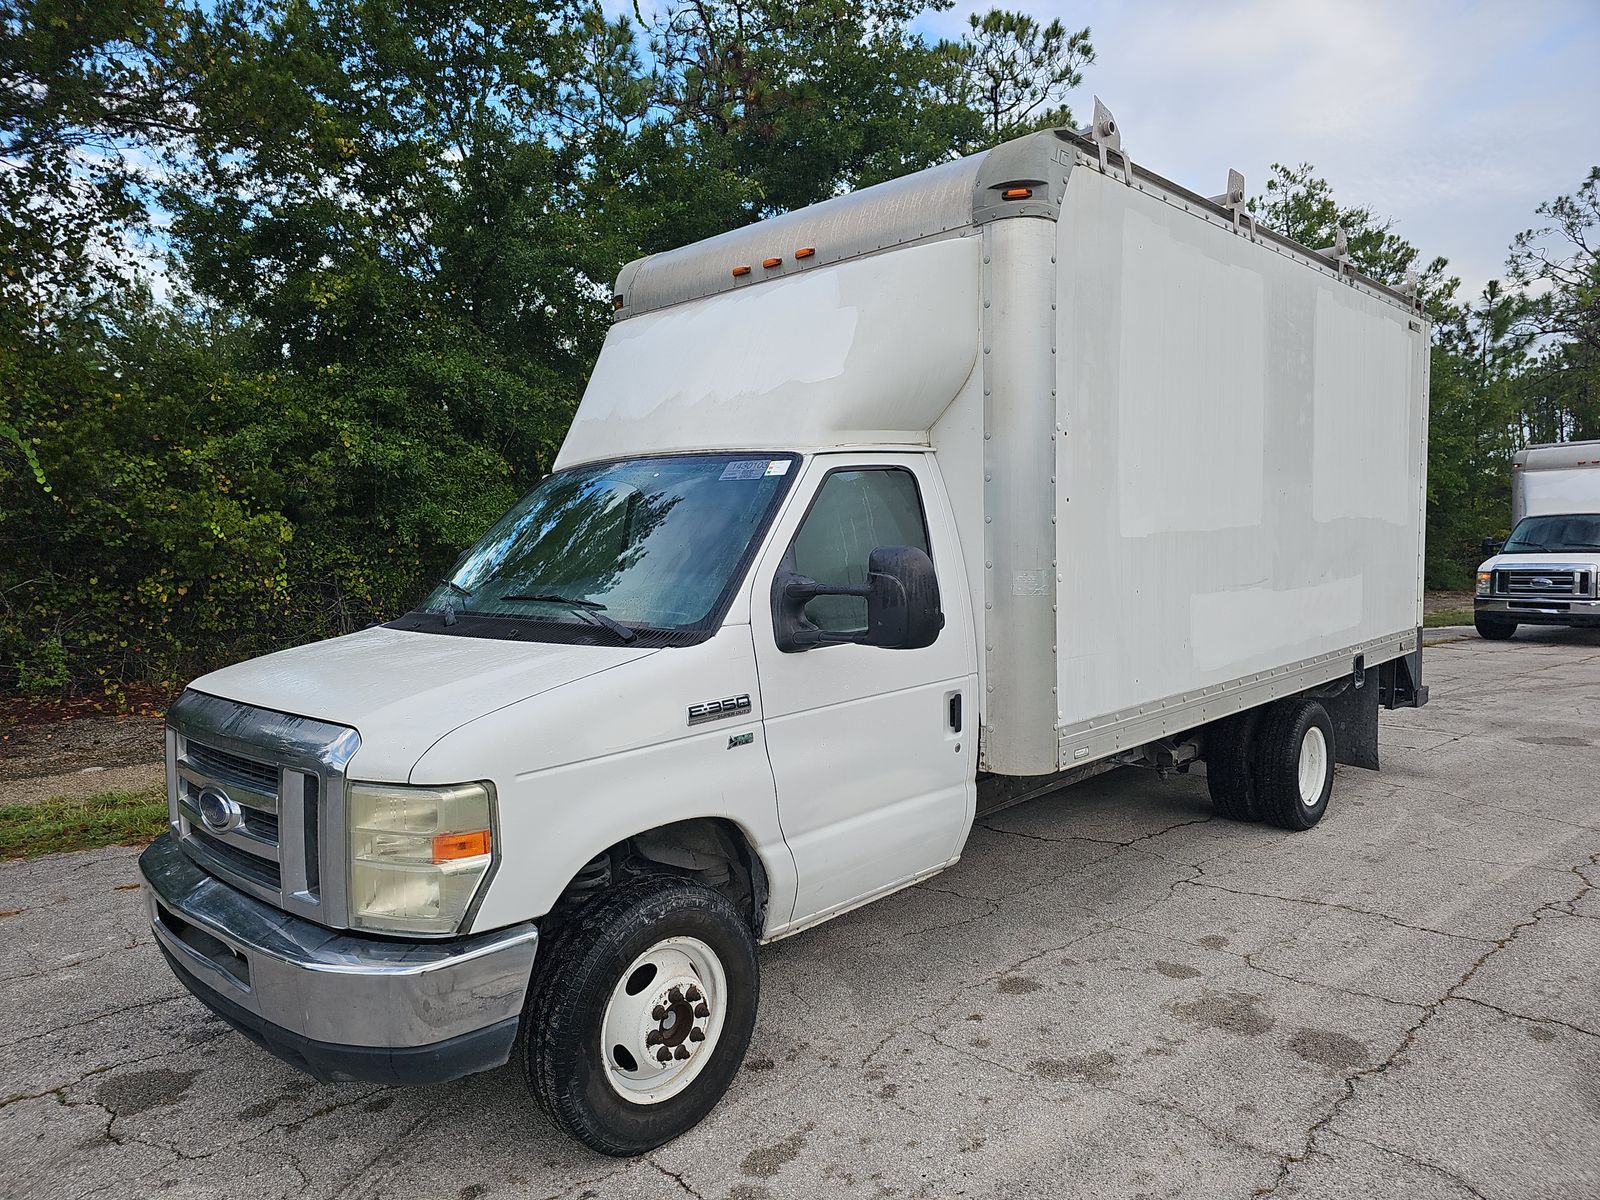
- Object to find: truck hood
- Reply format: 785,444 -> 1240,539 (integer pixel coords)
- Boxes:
186,627 -> 656,781
1479,551 -> 1600,572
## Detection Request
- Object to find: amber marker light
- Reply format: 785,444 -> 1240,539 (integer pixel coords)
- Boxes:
731,264 -> 752,277
432,829 -> 491,863
1003,187 -> 1033,200
763,256 -> 782,269
794,247 -> 816,259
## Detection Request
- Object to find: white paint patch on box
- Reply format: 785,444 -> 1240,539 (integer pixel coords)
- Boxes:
1190,576 -> 1364,674
1116,207 -> 1265,538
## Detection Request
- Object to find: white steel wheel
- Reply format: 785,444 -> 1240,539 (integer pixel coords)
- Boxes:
1255,697 -> 1334,831
600,936 -> 728,1105
1297,726 -> 1329,808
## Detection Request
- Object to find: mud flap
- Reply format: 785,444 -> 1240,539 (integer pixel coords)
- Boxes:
1323,666 -> 1380,771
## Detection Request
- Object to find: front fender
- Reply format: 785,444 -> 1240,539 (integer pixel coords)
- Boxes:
409,628 -> 797,934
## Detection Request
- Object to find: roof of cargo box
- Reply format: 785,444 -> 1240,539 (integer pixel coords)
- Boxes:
610,125 -> 1426,321
1515,439 -> 1600,469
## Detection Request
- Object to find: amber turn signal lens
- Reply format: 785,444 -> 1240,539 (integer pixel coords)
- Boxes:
731,265 -> 752,277
762,256 -> 782,268
794,247 -> 815,259
1002,187 -> 1033,200
432,829 -> 491,863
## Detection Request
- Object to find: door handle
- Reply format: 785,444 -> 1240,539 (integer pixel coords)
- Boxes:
947,691 -> 962,733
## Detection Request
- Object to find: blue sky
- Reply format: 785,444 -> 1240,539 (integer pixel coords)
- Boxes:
915,0 -> 1600,300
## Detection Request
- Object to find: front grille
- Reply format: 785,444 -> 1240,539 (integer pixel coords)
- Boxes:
1494,569 -> 1587,598
166,691 -> 359,927
190,827 -> 282,889
186,742 -> 281,794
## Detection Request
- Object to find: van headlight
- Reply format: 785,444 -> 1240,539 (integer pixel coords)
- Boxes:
347,782 -> 496,935
1476,571 -> 1491,596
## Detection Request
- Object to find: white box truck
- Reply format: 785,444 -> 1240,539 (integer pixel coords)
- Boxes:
1474,439 -> 1600,638
141,116 -> 1430,1155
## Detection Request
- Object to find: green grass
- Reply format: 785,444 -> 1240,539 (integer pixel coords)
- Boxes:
0,787 -> 169,859
1424,607 -> 1476,629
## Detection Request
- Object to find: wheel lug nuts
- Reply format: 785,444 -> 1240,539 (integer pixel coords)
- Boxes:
656,1047 -> 672,1063
673,1045 -> 690,1060
685,985 -> 702,1002
646,1030 -> 662,1046
689,1028 -> 705,1042
651,1004 -> 667,1020
693,1002 -> 709,1018
668,986 -> 683,1003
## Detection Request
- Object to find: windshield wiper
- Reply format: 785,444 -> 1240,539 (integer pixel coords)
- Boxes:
442,579 -> 474,597
501,593 -> 637,643
504,591 -> 606,608
1506,541 -> 1551,552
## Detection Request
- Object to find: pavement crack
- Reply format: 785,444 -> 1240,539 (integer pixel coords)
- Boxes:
1254,851 -> 1598,1198
646,1157 -> 707,1199
1321,1128 -> 1491,1198
1176,878 -> 1493,943
1452,994 -> 1600,1040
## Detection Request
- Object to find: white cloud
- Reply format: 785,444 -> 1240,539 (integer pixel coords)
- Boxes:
921,0 -> 1600,298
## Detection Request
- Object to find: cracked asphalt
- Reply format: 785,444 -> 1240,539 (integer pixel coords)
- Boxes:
3,630 -> 1599,1200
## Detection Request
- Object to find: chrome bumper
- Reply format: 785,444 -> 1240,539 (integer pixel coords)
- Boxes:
140,835 -> 537,1084
1476,597 -> 1600,625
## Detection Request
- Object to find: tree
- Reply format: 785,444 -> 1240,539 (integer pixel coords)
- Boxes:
957,9 -> 1093,141
1507,166 -> 1600,442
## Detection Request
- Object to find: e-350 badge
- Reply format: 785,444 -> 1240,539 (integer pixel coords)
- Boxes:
687,694 -> 752,726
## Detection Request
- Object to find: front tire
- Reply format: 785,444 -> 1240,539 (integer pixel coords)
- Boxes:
522,876 -> 759,1156
1475,614 -> 1517,640
1254,698 -> 1334,831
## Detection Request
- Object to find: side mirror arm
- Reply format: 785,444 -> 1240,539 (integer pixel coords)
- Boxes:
773,572 -> 868,652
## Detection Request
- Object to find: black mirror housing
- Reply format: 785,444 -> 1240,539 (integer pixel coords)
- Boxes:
1480,537 -> 1503,557
862,546 -> 943,649
772,545 -> 944,653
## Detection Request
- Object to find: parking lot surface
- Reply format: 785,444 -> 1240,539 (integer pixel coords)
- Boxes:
3,630 -> 1598,1200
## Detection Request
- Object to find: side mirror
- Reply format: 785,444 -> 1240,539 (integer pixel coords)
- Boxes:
772,545 -> 944,653
1480,537 -> 1503,557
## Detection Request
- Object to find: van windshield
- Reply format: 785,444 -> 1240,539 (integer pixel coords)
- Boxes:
1502,513 -> 1600,554
420,454 -> 798,633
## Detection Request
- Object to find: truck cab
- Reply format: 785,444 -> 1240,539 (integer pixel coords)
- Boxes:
1474,441 -> 1600,639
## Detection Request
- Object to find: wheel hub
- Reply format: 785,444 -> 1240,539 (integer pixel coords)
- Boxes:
600,936 -> 728,1105
645,982 -> 711,1062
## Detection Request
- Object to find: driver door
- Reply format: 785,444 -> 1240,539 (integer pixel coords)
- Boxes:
752,453 -> 976,931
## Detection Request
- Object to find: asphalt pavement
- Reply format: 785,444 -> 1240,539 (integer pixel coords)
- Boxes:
2,629 -> 1597,1199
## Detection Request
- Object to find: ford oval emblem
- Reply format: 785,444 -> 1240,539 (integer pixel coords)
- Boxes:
1532,577 -> 1553,588
196,785 -> 243,833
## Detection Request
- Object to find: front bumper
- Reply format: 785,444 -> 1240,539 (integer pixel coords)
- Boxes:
140,835 -> 538,1085
1475,597 -> 1600,627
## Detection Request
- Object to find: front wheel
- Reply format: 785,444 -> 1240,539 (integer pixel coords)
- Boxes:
1475,614 -> 1517,640
522,876 -> 759,1156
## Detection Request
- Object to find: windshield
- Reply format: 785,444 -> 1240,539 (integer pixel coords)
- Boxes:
421,453 -> 797,632
1502,513 -> 1600,554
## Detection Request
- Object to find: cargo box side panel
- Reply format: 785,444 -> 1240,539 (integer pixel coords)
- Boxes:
1053,168 -> 1426,764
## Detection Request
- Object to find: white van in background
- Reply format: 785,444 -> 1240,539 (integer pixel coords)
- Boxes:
1475,439 -> 1600,638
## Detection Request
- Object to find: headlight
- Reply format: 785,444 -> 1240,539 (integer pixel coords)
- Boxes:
348,781 -> 495,935
1476,571 -> 1491,595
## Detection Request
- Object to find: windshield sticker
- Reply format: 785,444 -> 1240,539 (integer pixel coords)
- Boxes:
765,459 -> 791,476
720,460 -> 768,480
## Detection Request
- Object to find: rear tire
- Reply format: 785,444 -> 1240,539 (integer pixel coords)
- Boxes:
1475,614 -> 1517,640
1254,698 -> 1334,831
522,875 -> 759,1156
1206,709 -> 1264,821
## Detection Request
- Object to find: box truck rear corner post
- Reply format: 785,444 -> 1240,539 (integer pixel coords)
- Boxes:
139,113 -> 1431,1155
